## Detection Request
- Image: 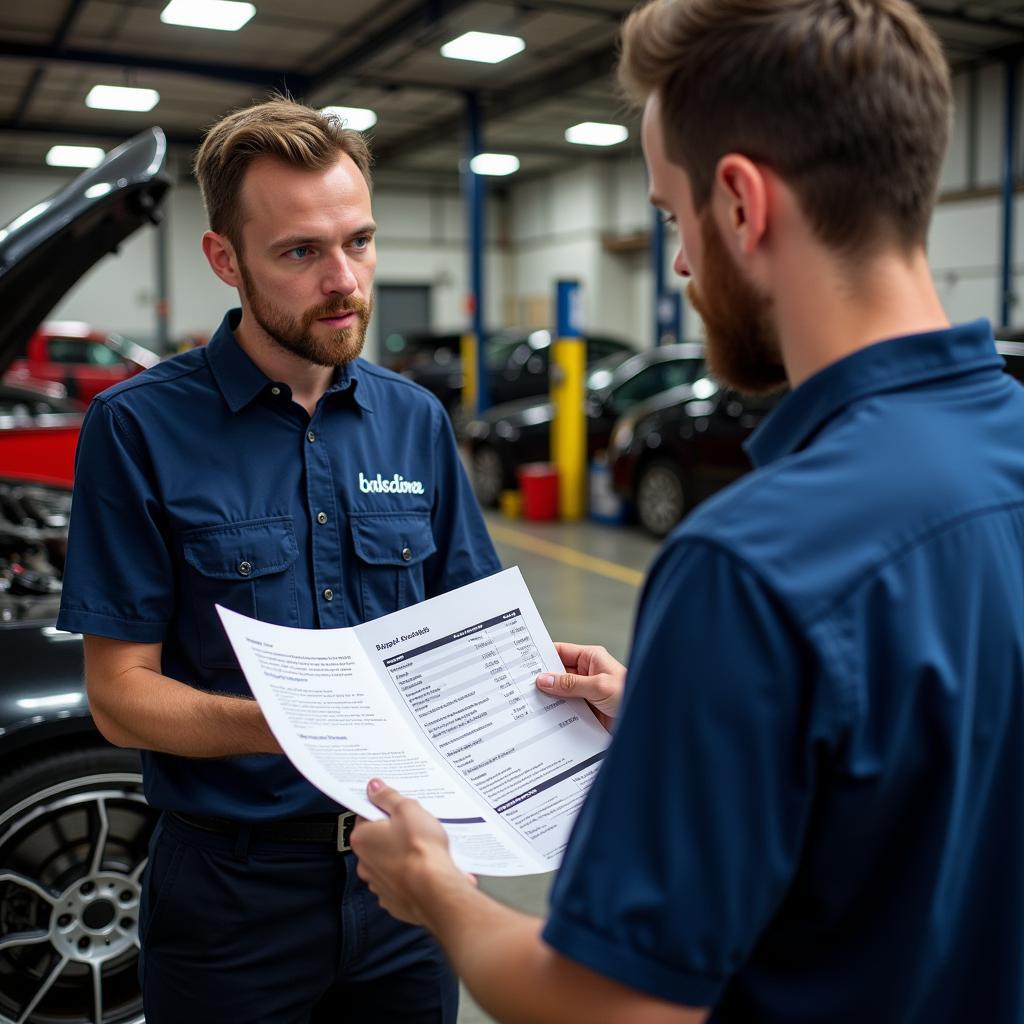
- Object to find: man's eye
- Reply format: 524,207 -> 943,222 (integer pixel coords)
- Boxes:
287,246 -> 312,259
351,236 -> 371,250
661,213 -> 677,229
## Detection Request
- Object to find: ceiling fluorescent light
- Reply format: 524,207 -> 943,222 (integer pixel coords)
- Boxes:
161,0 -> 255,31
441,31 -> 525,64
565,122 -> 629,146
321,106 -> 378,131
86,85 -> 160,112
46,145 -> 106,169
470,153 -> 520,176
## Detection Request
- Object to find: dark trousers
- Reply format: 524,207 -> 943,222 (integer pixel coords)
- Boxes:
139,812 -> 458,1023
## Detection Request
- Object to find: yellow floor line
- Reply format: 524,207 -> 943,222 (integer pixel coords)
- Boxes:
487,523 -> 645,587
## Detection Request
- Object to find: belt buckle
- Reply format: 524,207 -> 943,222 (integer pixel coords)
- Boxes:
336,811 -> 357,853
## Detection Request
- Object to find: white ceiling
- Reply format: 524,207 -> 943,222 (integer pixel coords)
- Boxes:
1,0 -> 1023,185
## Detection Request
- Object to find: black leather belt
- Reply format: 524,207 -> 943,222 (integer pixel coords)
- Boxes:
173,811 -> 357,852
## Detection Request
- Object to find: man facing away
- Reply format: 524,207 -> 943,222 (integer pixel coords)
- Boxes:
352,2 -> 1024,1022
57,99 -> 499,1022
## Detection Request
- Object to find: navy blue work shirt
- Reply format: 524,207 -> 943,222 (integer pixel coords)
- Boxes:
543,320 -> 1024,1021
58,309 -> 500,820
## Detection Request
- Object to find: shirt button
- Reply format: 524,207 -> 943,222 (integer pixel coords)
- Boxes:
270,386 -> 281,396
307,430 -> 317,443
238,561 -> 252,577
323,588 -> 334,601
401,547 -> 412,562
317,511 -> 328,525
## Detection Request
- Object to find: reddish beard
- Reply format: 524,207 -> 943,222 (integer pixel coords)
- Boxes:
687,212 -> 787,395
239,260 -> 373,367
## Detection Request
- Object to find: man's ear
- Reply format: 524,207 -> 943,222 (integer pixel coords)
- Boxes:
712,154 -> 769,257
202,230 -> 242,288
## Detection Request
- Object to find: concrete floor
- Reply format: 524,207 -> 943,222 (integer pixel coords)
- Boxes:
456,511 -> 661,1024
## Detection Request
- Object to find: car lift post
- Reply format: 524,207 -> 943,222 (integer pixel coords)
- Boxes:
551,279 -> 586,520
652,204 -> 683,346
461,91 -> 490,417
1000,57 -> 1018,329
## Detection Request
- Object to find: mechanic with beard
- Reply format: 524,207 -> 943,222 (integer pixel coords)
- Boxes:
349,2 -> 1024,1023
56,98 -> 499,1023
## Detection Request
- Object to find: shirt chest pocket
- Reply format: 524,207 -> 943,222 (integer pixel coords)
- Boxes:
181,516 -> 299,670
350,512 -> 437,622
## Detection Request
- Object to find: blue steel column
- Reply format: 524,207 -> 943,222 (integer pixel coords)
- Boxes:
652,205 -> 665,346
652,206 -> 683,345
464,91 -> 490,412
1001,58 -> 1019,328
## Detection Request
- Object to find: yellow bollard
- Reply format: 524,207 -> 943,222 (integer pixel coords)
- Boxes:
550,336 -> 586,520
460,332 -> 478,417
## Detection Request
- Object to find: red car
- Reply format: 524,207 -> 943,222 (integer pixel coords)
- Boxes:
4,320 -> 160,405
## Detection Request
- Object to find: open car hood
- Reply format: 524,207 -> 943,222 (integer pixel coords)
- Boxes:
0,127 -> 170,375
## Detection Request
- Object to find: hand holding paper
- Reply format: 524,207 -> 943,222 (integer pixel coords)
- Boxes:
217,567 -> 609,875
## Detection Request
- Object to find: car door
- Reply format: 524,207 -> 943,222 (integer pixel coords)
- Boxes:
690,389 -> 780,500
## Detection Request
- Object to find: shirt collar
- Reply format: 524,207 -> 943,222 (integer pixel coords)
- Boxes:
205,308 -> 374,414
745,319 -> 1001,468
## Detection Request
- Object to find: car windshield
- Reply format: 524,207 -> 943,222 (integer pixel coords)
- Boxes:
586,352 -> 634,390
485,330 -> 551,370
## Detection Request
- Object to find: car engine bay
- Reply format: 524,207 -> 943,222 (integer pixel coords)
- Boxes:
0,480 -> 69,623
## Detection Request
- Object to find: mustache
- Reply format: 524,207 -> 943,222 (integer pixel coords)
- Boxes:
307,295 -> 371,320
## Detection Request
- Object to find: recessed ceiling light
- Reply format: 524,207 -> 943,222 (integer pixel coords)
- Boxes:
160,0 -> 255,31
46,145 -> 106,168
85,85 -> 160,112
470,153 -> 520,176
441,31 -> 525,64
565,122 -> 629,146
320,106 -> 378,131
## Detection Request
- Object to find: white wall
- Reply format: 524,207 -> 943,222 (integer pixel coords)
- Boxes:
502,58 -> 1024,342
0,167 -> 508,354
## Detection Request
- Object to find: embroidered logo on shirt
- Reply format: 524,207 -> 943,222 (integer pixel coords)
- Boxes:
359,471 -> 425,495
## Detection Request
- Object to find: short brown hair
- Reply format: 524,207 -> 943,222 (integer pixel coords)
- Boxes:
620,0 -> 952,254
194,97 -> 373,249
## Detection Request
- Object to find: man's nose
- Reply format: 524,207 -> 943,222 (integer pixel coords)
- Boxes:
673,244 -> 692,279
323,251 -> 358,295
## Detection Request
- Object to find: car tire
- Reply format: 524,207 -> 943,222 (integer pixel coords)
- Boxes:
635,459 -> 689,538
0,745 -> 155,1024
472,444 -> 507,508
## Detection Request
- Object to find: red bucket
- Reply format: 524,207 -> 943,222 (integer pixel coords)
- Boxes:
517,463 -> 559,521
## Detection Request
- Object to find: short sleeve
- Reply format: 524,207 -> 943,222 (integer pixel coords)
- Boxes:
543,537 -> 817,1007
423,404 -> 501,594
57,398 -> 174,641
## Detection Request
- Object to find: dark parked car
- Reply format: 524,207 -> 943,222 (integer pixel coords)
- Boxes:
379,329 -> 462,375
610,339 -> 1024,538
408,328 -> 636,419
0,128 -> 169,1024
465,343 -> 706,506
609,381 -> 781,537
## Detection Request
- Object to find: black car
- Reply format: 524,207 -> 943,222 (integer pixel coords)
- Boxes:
0,129 -> 169,1024
408,328 -> 636,420
378,329 -> 462,375
608,381 -> 782,537
610,339 -> 1024,538
465,343 -> 706,506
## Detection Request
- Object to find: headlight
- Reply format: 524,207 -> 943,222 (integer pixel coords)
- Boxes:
496,421 -> 520,442
609,418 -> 635,456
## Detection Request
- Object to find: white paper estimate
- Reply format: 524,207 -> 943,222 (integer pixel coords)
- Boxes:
216,567 -> 609,876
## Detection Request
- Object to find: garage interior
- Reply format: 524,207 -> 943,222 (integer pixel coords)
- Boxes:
3,2 -> 1024,1022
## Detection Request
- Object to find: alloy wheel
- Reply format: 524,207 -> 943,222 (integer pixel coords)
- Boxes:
636,461 -> 687,537
0,767 -> 155,1024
